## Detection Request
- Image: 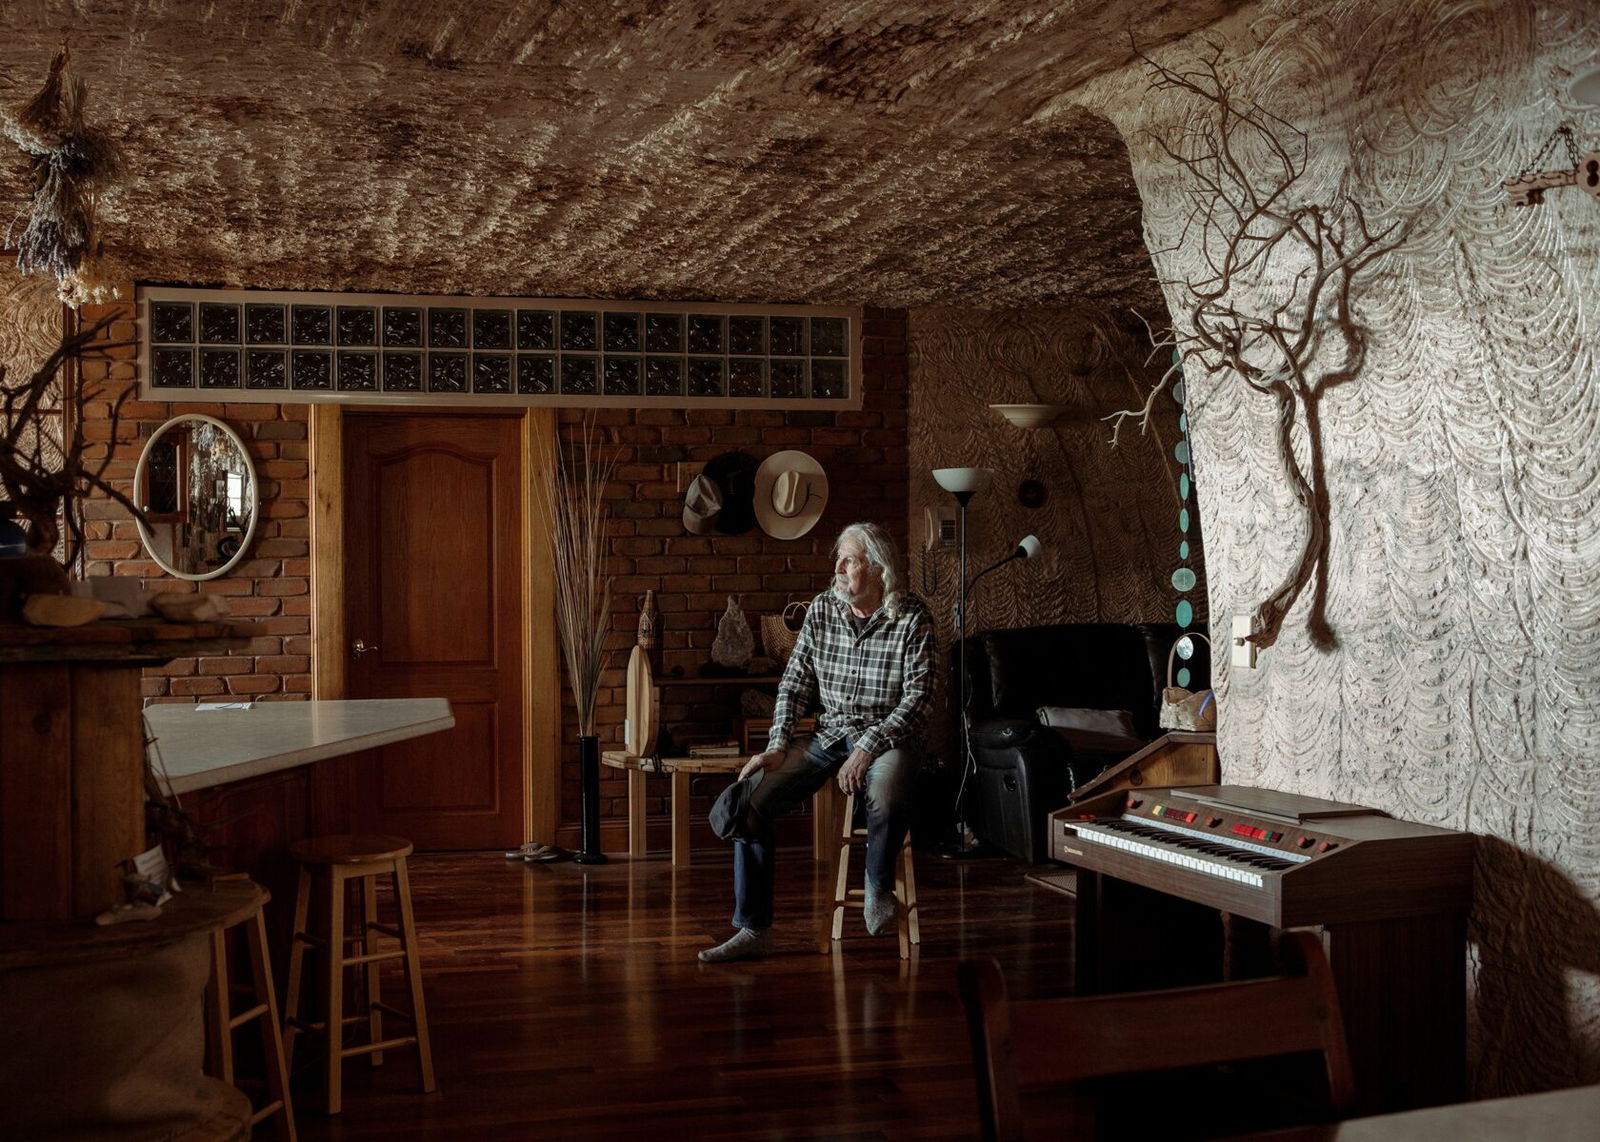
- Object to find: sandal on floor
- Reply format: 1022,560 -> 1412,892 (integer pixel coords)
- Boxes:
524,844 -> 570,863
504,841 -> 552,860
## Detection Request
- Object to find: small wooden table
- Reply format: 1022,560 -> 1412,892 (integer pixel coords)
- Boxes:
601,750 -> 832,867
601,751 -> 745,866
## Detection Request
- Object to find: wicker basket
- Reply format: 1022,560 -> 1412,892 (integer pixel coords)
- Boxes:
760,600 -> 809,664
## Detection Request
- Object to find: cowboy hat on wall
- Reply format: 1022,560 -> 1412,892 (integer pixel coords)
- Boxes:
683,451 -> 759,535
754,450 -> 829,540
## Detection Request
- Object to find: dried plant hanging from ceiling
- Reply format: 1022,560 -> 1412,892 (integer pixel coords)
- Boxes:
1,46 -> 123,307
1108,41 -> 1412,655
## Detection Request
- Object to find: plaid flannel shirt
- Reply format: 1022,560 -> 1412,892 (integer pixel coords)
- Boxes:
766,589 -> 935,759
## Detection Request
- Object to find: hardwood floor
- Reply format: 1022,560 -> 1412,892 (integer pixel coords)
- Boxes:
290,846 -> 1077,1141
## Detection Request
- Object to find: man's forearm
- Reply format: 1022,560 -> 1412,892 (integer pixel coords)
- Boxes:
766,671 -> 815,752
853,689 -> 931,758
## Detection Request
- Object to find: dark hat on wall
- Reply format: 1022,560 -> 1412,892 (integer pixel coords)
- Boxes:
682,451 -> 759,535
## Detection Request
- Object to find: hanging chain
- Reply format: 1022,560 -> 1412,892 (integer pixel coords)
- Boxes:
1520,123 -> 1582,175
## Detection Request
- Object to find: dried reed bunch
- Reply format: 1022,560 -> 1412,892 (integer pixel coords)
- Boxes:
535,415 -> 620,738
2,47 -> 124,306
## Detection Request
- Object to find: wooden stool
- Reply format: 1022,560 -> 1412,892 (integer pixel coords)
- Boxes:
283,835 -> 437,1115
817,787 -> 920,959
205,877 -> 296,1141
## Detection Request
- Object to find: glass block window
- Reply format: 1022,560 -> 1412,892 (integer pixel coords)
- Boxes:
140,288 -> 860,409
199,348 -> 240,388
246,349 -> 286,389
338,307 -> 378,346
246,304 -> 286,344
338,352 -> 378,391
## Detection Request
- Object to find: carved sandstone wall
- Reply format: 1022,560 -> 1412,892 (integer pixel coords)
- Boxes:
1074,0 -> 1600,1095
907,305 -> 1197,635
906,305 -> 1203,766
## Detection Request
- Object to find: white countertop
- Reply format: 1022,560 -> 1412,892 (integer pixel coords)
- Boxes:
144,698 -> 455,795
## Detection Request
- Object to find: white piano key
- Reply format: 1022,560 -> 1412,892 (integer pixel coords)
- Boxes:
1071,826 -> 1266,888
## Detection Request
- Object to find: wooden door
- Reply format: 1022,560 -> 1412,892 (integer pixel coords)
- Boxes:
338,412 -> 525,850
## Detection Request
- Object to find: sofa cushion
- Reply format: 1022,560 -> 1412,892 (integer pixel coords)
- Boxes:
975,623 -> 1193,739
1037,706 -> 1145,755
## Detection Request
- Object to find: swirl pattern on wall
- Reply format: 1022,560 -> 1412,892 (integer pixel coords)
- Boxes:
1079,0 -> 1600,1096
908,305 -> 1199,749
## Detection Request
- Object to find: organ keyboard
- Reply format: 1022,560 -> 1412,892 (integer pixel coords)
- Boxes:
1051,783 -> 1472,929
1050,783 -> 1474,1114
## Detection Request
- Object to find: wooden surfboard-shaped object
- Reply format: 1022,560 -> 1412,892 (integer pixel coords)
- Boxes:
624,645 -> 659,757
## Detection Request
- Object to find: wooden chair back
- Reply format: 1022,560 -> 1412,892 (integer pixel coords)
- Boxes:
958,929 -> 1354,1141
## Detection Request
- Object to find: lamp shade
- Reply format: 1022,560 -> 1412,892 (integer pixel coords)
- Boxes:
990,404 -> 1067,429
932,467 -> 994,495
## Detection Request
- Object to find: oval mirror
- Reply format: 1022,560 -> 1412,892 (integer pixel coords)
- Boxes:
133,415 -> 258,581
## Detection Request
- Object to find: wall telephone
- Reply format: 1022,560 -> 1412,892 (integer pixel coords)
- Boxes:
920,506 -> 957,593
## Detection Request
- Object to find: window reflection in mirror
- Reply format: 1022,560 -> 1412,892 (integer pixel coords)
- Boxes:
134,415 -> 258,580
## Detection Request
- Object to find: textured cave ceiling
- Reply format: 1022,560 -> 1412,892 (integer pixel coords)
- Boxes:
0,0 -> 1240,311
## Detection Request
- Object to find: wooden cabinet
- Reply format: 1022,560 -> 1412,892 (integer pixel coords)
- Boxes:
0,618 -> 256,1140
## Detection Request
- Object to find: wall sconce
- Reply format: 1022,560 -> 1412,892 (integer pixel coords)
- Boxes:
989,403 -> 1067,429
1572,64 -> 1600,105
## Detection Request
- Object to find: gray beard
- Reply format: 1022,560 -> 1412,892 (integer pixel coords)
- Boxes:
833,582 -> 878,612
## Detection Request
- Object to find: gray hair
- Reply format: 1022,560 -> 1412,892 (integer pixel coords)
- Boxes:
833,521 -> 905,616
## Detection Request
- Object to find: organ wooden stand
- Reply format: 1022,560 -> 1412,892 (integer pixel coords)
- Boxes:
0,619 -> 259,1141
1051,783 -> 1474,1117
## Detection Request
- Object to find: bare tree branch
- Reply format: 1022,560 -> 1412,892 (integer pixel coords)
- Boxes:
0,312 -> 146,566
1113,38 -> 1415,653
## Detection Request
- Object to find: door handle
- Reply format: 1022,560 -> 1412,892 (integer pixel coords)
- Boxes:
351,638 -> 378,659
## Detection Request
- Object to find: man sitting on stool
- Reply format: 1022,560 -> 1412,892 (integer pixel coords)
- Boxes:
699,520 -> 934,963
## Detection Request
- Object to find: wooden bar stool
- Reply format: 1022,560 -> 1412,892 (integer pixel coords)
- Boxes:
205,876 -> 296,1141
817,786 -> 920,959
283,835 -> 436,1115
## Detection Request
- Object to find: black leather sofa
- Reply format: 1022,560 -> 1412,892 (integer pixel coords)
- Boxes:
954,622 -> 1211,863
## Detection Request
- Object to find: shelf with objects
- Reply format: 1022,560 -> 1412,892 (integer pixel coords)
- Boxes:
619,603 -> 818,860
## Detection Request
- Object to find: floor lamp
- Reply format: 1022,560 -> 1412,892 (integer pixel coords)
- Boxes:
932,467 -> 993,855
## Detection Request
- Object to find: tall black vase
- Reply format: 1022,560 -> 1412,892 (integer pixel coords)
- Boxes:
574,733 -> 608,865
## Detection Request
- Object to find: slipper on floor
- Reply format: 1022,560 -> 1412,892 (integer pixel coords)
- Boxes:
504,841 -> 552,860
524,844 -> 570,863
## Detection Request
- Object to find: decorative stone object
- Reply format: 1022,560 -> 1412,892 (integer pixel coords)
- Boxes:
710,595 -> 754,668
150,592 -> 231,623
22,594 -> 110,627
68,577 -> 157,618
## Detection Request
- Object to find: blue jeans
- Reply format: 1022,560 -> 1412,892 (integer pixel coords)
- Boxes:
730,735 -> 921,931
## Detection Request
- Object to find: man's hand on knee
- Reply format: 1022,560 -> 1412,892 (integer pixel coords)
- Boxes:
837,748 -> 872,794
741,749 -> 784,781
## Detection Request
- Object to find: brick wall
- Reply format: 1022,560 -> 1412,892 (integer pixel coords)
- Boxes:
560,308 -> 912,828
80,299 -> 908,838
78,298 -> 313,704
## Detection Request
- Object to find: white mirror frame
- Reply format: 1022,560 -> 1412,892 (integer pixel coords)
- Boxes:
133,414 -> 260,581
